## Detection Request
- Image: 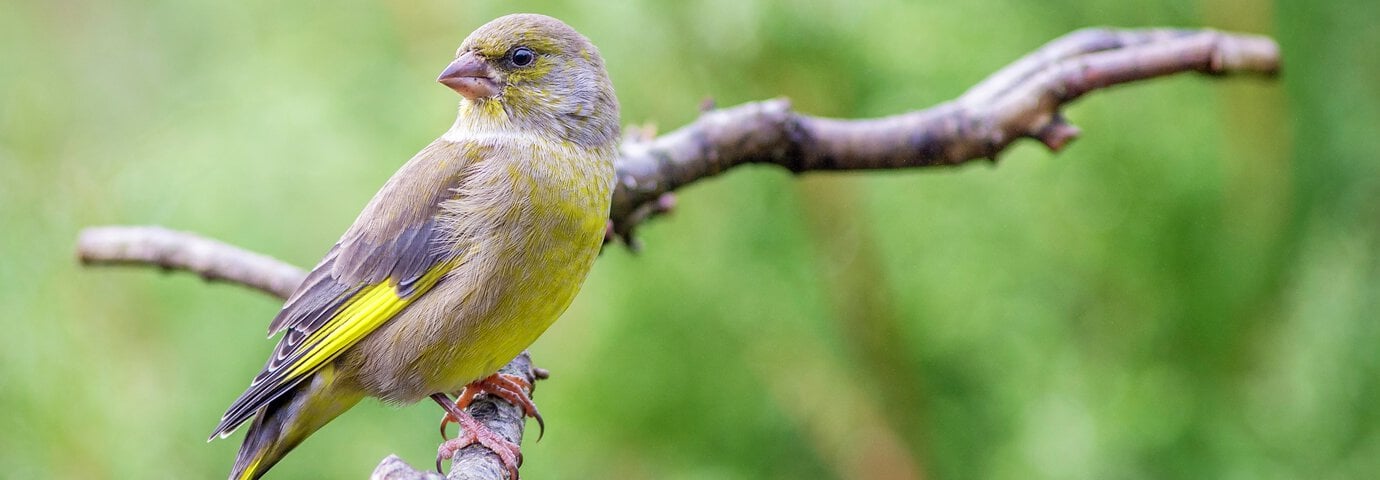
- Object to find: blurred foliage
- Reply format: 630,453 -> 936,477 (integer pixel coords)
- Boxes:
2,0 -> 1378,478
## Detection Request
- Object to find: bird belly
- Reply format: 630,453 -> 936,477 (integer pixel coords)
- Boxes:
343,175 -> 608,404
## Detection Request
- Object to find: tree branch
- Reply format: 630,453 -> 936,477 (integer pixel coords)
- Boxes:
74,27 -> 1280,479
77,226 -> 306,299
606,28 -> 1280,247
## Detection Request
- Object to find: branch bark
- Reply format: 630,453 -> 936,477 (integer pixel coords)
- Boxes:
74,27 -> 1280,479
77,226 -> 306,299
607,28 -> 1279,247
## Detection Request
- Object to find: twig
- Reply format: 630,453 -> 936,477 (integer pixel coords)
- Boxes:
74,27 -> 1281,479
606,28 -> 1279,247
77,226 -> 306,299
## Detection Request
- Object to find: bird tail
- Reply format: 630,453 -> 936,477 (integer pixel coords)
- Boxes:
227,366 -> 362,480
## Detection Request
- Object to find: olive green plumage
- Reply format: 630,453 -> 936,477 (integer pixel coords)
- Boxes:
211,14 -> 619,480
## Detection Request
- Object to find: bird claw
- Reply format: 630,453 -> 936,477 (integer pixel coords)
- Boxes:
431,372 -> 543,476
431,392 -> 523,479
436,373 -> 544,442
438,387 -> 479,440
435,412 -> 523,479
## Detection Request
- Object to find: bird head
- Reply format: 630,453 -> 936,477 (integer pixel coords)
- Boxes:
439,14 -> 620,150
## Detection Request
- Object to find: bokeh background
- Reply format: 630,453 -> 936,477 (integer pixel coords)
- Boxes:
3,0 -> 1378,478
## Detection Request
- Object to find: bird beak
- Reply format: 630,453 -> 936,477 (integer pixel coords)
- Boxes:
437,51 -> 499,100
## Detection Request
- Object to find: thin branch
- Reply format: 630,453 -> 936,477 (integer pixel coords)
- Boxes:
606,28 -> 1280,247
74,27 -> 1281,479
77,226 -> 306,299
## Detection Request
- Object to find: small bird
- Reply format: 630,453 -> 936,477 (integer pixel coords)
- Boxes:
209,14 -> 619,480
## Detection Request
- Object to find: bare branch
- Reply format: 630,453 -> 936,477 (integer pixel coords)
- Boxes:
76,226 -> 306,299
607,28 -> 1280,245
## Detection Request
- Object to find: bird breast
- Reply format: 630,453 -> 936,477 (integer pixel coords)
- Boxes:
347,136 -> 613,403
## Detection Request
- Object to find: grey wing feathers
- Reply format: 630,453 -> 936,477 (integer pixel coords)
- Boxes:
263,217 -> 442,337
211,139 -> 477,440
211,224 -> 446,439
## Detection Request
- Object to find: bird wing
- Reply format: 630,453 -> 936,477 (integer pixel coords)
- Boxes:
212,140 -> 486,439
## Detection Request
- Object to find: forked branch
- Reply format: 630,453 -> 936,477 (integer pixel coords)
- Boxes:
607,28 -> 1279,247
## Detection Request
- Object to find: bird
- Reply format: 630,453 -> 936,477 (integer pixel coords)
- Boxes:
209,13 -> 620,480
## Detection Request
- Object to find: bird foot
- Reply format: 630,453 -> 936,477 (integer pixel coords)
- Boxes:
438,373 -> 544,441
434,409 -> 523,479
431,392 -> 523,479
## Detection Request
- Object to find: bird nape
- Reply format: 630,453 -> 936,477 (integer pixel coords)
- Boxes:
209,13 -> 620,480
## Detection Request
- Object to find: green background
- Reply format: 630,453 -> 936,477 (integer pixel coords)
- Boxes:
3,0 -> 1377,478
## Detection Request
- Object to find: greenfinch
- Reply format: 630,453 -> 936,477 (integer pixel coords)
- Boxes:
209,13 -> 619,480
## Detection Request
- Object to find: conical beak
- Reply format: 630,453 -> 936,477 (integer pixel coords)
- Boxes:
437,51 -> 499,100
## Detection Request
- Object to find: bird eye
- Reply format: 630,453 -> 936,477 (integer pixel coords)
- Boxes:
509,47 -> 536,67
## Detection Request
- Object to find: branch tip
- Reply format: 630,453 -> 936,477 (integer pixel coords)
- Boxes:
699,96 -> 717,112
1036,119 -> 1082,152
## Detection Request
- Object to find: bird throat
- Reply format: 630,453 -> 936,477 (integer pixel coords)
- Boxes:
447,100 -> 519,142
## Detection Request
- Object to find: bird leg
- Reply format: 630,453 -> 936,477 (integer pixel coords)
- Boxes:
438,373 -> 545,441
430,392 -> 522,479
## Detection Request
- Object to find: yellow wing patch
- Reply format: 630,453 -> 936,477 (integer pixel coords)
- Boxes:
283,262 -> 455,380
238,454 -> 264,480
